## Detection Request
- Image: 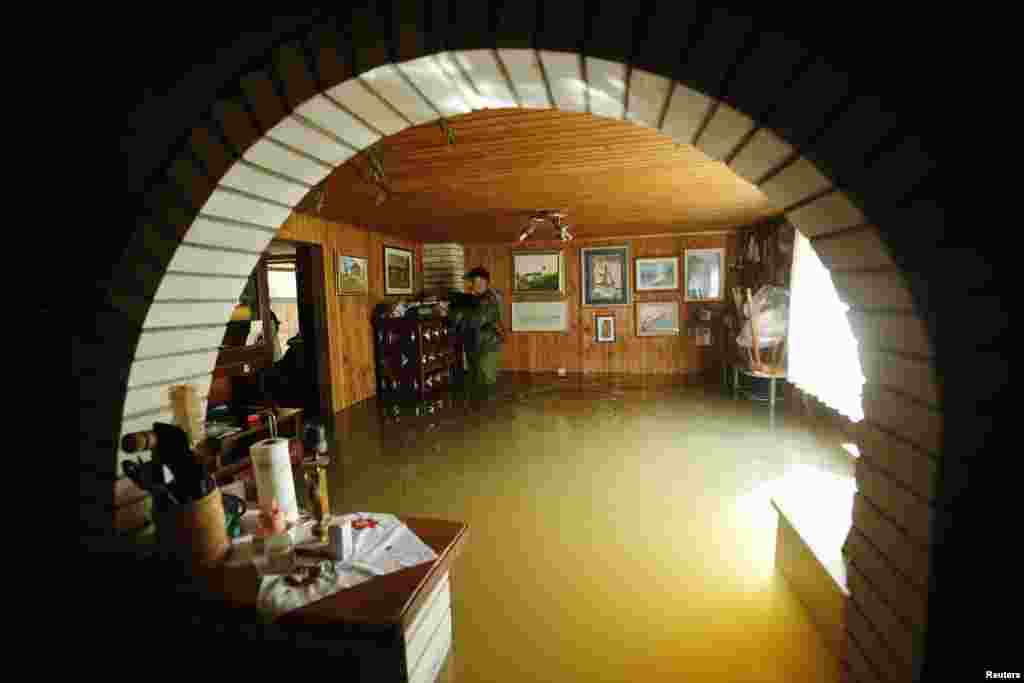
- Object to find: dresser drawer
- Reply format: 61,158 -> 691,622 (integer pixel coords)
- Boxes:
404,571 -> 451,682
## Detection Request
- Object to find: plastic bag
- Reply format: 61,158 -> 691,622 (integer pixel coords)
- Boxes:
737,285 -> 790,349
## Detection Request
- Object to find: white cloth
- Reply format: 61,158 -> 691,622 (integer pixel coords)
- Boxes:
228,512 -> 438,619
787,231 -> 865,421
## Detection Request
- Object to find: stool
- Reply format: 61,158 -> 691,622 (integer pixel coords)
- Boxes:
733,365 -> 787,426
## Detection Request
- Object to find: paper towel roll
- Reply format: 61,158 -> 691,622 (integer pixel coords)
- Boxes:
251,438 -> 299,524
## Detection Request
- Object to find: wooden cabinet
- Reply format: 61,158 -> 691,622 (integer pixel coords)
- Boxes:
374,318 -> 461,400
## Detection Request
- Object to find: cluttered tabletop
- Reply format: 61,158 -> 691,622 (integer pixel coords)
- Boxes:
119,394 -> 469,629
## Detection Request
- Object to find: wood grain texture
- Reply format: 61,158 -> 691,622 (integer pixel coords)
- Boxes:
300,108 -> 775,242
277,212 -> 423,412
812,228 -> 894,271
851,493 -> 929,591
862,384 -> 942,455
855,456 -> 933,546
847,602 -> 910,683
847,311 -> 932,357
855,422 -> 938,501
859,350 -> 938,407
843,528 -> 928,630
465,232 -> 734,375
846,562 -> 918,673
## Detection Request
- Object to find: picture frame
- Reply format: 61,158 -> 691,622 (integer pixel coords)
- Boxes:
511,301 -> 569,332
336,253 -> 369,295
512,249 -> 564,299
634,256 -> 680,292
636,301 -> 681,337
595,314 -> 616,343
581,245 -> 631,306
383,246 -> 414,295
684,248 -> 725,302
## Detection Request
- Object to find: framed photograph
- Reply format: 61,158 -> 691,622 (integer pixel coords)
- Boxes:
512,250 -> 564,298
581,245 -> 630,306
635,256 -> 680,291
384,246 -> 414,295
636,301 -> 680,336
511,301 -> 569,332
336,254 -> 368,295
684,248 -> 725,302
595,314 -> 616,343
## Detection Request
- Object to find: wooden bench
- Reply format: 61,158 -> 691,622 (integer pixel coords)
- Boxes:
771,468 -> 855,666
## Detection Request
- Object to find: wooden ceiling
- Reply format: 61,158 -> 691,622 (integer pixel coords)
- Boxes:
297,108 -> 779,243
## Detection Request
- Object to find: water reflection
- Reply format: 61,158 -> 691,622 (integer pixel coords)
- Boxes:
325,374 -> 852,682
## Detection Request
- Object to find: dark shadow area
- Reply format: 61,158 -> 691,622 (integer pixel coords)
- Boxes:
82,7 -> 1006,679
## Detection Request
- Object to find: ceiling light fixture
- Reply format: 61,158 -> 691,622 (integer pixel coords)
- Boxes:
520,210 -> 573,242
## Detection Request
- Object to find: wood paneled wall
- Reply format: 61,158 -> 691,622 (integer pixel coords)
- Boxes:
277,211 -> 423,413
464,231 -> 738,376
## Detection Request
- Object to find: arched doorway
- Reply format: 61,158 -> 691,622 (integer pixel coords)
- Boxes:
88,12 -> 981,680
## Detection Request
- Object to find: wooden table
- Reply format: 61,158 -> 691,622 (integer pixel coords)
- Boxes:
198,516 -> 468,682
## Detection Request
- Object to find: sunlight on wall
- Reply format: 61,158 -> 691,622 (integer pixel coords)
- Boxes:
788,231 -> 865,421
733,464 -> 856,588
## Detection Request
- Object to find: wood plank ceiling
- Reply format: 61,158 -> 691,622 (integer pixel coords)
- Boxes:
297,108 -> 779,243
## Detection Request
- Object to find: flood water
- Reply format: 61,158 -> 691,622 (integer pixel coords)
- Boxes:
324,373 -> 852,682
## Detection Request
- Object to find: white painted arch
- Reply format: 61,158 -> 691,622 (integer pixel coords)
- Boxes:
115,46 -> 942,683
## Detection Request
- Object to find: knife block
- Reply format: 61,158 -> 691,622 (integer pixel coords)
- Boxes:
155,488 -> 230,567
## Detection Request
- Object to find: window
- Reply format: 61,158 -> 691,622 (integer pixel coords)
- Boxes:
787,231 -> 865,422
267,260 -> 299,359
222,269 -> 264,348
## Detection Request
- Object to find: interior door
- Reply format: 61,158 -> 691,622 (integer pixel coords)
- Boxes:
295,244 -> 333,419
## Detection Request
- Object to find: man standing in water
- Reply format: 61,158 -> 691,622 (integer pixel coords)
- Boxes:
448,266 -> 504,398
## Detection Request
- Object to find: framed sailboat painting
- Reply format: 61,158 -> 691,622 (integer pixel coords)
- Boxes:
581,245 -> 630,306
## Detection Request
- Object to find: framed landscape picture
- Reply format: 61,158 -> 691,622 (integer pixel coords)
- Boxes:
511,301 -> 569,332
595,314 -> 616,343
512,250 -> 564,298
581,245 -> 630,306
684,248 -> 725,302
636,301 -> 680,336
384,246 -> 414,295
336,254 -> 368,295
635,256 -> 679,292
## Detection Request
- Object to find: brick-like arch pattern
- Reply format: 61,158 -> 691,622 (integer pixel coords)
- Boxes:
86,11 -> 966,681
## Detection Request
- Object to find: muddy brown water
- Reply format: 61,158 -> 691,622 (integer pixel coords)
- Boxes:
321,374 -> 851,682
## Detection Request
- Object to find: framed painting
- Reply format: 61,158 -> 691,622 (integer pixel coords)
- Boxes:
636,301 -> 680,336
635,256 -> 680,292
595,314 -> 616,343
511,301 -> 569,332
384,246 -> 414,295
684,248 -> 725,302
512,250 -> 564,298
336,254 -> 368,295
581,245 -> 630,306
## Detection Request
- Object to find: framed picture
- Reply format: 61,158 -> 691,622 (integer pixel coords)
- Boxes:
336,254 -> 368,295
684,248 -> 725,302
636,301 -> 680,336
581,245 -> 630,306
595,314 -> 616,343
384,246 -> 414,295
635,256 -> 680,291
512,250 -> 564,298
511,301 -> 569,332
